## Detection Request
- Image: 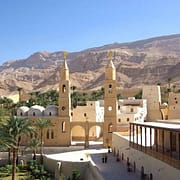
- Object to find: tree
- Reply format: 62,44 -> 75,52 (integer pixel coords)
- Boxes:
0,116 -> 34,180
27,138 -> 40,160
16,86 -> 23,102
134,90 -> 142,99
34,119 -> 53,162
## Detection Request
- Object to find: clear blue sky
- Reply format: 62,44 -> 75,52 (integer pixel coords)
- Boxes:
0,0 -> 180,65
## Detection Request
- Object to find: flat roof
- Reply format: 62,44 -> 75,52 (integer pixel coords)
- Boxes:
131,121 -> 180,132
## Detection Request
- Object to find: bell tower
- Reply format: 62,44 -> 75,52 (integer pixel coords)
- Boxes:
59,52 -> 71,116
58,52 -> 71,146
103,51 -> 117,147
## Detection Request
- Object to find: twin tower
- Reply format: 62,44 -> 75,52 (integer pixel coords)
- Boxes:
58,52 -> 117,146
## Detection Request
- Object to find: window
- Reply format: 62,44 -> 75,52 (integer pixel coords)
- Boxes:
33,112 -> 35,116
118,118 -> 121,122
49,112 -> 52,116
108,84 -> 112,93
71,112 -> 73,116
127,118 -> 130,122
62,106 -> 66,111
84,113 -> 87,117
108,124 -> 113,133
20,112 -> 23,116
62,84 -> 66,93
131,108 -> 134,112
62,121 -> 66,133
51,130 -> 54,139
118,105 -> 120,110
47,130 -> 50,139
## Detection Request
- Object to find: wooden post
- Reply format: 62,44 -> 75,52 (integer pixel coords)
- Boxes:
150,128 -> 152,150
178,133 -> 180,160
129,123 -> 132,146
162,130 -> 164,154
132,124 -> 134,147
170,131 -> 172,157
140,126 -> 142,151
155,129 -> 158,152
145,127 -> 147,152
136,125 -> 138,149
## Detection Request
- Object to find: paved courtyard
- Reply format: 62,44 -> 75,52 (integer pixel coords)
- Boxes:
90,149 -> 140,180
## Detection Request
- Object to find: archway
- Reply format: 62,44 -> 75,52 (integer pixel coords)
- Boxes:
88,125 -> 103,147
71,125 -> 85,146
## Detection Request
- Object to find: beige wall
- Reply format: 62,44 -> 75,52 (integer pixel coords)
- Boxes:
21,116 -> 71,146
43,155 -> 104,180
71,101 -> 103,140
142,86 -> 162,121
112,133 -> 180,180
168,92 -> 180,119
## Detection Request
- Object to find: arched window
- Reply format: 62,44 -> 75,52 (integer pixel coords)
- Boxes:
127,118 -> 130,122
49,112 -> 52,116
47,130 -> 50,139
20,112 -> 23,116
62,84 -> 66,93
108,84 -> 112,93
62,121 -> 66,133
108,124 -> 113,133
51,130 -> 54,139
33,112 -> 35,116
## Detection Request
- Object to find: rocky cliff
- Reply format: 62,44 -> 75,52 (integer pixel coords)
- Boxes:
0,34 -> 180,96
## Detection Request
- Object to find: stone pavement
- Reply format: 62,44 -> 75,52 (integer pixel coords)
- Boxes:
91,151 -> 140,180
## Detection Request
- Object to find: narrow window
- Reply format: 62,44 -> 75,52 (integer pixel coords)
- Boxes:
108,124 -> 113,133
131,108 -> 134,112
47,130 -> 50,139
62,121 -> 66,133
49,112 -> 52,116
118,119 -> 121,122
51,130 -> 54,139
62,106 -> 66,111
20,112 -> 23,116
127,118 -> 130,122
108,84 -> 112,93
33,112 -> 35,116
62,84 -> 66,93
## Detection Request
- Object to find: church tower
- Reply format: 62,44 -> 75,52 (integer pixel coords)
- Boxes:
58,52 -> 71,146
103,51 -> 117,147
59,52 -> 71,116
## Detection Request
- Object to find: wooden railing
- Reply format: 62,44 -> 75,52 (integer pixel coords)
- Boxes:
130,142 -> 180,170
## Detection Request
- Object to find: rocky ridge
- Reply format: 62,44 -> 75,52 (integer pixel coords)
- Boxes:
0,34 -> 180,96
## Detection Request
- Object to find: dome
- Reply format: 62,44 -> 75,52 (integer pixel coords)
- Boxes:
28,105 -> 45,116
44,105 -> 58,116
17,106 -> 29,116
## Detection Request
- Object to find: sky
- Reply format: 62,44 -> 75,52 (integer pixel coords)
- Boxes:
0,0 -> 180,65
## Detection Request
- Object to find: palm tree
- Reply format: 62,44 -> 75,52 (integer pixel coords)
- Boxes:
34,118 -> 53,163
17,87 -> 23,102
27,138 -> 41,160
0,116 -> 34,180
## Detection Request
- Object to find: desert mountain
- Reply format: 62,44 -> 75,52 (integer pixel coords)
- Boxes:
0,34 -> 180,96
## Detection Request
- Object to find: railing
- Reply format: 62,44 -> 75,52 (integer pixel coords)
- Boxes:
130,142 -> 180,170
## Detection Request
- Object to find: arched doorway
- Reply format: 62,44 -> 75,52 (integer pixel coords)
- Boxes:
89,125 -> 103,147
71,125 -> 85,146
